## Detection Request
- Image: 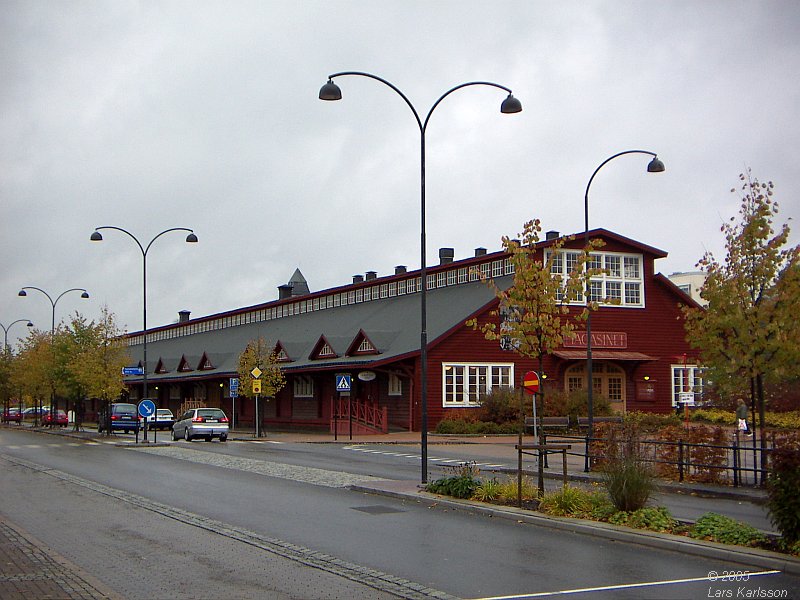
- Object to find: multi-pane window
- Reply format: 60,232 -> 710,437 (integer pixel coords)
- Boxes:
671,365 -> 705,406
492,260 -> 503,278
294,376 -> 314,398
447,270 -> 457,286
458,267 -> 468,284
548,250 -> 645,308
436,272 -> 446,288
442,363 -> 513,407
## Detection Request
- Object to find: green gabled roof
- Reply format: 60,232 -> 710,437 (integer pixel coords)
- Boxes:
127,276 -> 511,383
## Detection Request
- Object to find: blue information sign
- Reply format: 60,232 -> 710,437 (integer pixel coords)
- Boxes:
122,366 -> 144,376
138,399 -> 156,418
336,374 -> 352,392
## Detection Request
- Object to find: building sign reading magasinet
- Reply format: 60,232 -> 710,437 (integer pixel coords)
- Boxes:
564,331 -> 628,349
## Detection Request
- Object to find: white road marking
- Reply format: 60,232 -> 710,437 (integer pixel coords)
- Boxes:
470,570 -> 782,599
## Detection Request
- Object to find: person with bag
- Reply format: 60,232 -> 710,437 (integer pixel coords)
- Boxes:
736,398 -> 751,436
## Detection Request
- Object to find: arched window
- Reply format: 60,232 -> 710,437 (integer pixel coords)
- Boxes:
564,363 -> 625,403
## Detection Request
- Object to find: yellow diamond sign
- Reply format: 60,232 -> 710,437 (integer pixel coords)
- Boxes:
250,367 -> 262,379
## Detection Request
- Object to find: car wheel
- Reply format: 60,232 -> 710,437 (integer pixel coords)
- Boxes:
219,433 -> 227,442
185,428 -> 192,442
124,429 -> 129,434
205,436 -> 212,442
172,428 -> 178,441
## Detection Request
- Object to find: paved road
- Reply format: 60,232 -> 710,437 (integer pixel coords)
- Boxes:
1,426 -> 798,600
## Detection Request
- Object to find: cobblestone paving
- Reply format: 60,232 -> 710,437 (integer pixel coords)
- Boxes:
132,445 -> 388,488
0,514 -> 125,600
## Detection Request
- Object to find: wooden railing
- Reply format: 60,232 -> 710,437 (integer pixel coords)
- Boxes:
331,398 -> 388,434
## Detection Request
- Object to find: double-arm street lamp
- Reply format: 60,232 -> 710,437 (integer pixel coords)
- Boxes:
1,319 -> 33,352
320,72 -> 522,483
18,286 -> 89,424
90,227 -> 198,419
583,150 -> 664,446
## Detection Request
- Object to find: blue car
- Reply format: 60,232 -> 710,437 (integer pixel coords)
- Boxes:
98,403 -> 140,434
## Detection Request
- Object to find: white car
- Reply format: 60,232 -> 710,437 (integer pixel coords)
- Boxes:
145,408 -> 175,431
172,408 -> 229,442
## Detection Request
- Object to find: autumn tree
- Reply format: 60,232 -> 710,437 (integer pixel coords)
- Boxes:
67,307 -> 129,430
470,219 -> 604,426
236,337 -> 286,436
11,329 -> 53,424
683,172 -> 800,469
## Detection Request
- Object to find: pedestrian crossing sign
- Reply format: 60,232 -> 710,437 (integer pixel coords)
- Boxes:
336,374 -> 351,392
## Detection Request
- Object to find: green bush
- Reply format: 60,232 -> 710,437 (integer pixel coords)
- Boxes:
623,411 -> 681,433
766,448 -> 800,543
608,507 -> 676,533
689,512 -> 766,547
477,387 -> 525,425
538,485 -> 613,519
425,462 -> 481,499
434,418 -> 519,435
601,456 -> 655,512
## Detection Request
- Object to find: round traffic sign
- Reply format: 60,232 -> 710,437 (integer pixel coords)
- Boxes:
138,398 -> 156,418
522,371 -> 540,395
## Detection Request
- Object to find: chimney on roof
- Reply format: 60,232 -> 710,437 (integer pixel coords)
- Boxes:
365,271 -> 377,281
474,247 -> 487,257
278,284 -> 292,300
395,265 -> 407,275
353,274 -> 364,284
439,248 -> 454,265
178,310 -> 191,323
546,230 -> 560,241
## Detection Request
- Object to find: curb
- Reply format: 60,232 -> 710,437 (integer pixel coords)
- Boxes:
350,483 -> 800,575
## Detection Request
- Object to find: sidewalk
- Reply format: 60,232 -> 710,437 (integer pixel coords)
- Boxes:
0,514 -> 124,600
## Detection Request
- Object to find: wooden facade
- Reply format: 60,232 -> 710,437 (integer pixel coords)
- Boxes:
121,229 -> 702,433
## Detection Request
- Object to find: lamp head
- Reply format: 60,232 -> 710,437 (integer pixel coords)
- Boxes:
90,231 -> 103,241
185,232 -> 198,243
80,291 -> 90,299
500,94 -> 522,114
18,290 -> 26,297
26,321 -> 33,327
647,156 -> 665,173
319,79 -> 342,101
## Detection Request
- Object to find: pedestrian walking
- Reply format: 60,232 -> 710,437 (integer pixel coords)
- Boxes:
736,398 -> 751,435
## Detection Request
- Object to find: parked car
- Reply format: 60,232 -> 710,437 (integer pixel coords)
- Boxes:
172,408 -> 229,442
2,407 -> 22,423
42,409 -> 68,427
21,406 -> 50,420
146,409 -> 175,431
97,403 -> 140,434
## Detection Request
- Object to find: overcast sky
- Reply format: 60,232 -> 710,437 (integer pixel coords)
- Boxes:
2,1 -> 798,346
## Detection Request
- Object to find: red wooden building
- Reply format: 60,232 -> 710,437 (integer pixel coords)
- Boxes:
118,228 -> 703,433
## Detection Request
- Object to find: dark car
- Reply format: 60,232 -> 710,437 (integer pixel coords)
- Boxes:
98,403 -> 140,434
42,409 -> 68,427
2,407 -> 22,423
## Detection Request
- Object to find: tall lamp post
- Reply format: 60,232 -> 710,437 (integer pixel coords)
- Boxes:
1,319 -> 33,352
583,150 -> 664,449
90,226 -> 198,422
18,286 -> 90,424
319,72 -> 522,483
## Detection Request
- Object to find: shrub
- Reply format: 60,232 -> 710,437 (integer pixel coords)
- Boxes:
425,462 -> 481,499
689,512 -> 766,547
623,411 -> 681,433
766,447 -> 800,543
608,507 -> 676,533
538,485 -> 613,519
601,456 -> 655,512
477,387 -> 525,425
472,478 -> 502,502
495,474 -> 539,501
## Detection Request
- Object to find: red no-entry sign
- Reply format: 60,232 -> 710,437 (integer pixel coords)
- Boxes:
523,371 -> 540,395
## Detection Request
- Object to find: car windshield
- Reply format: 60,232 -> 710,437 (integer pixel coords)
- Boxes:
114,404 -> 137,413
157,410 -> 172,416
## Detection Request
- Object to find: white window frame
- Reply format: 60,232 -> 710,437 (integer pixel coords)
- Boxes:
546,249 -> 645,308
671,364 -> 705,407
388,373 -> 403,396
442,362 -> 514,407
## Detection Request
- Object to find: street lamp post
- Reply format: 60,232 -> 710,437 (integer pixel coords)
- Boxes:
1,319 -> 33,352
583,150 -> 664,455
91,226 -> 197,441
1,319 -> 33,418
18,287 -> 89,425
320,72 -> 522,483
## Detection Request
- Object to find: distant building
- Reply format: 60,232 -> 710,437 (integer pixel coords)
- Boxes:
108,228 -> 704,433
666,271 -> 707,306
